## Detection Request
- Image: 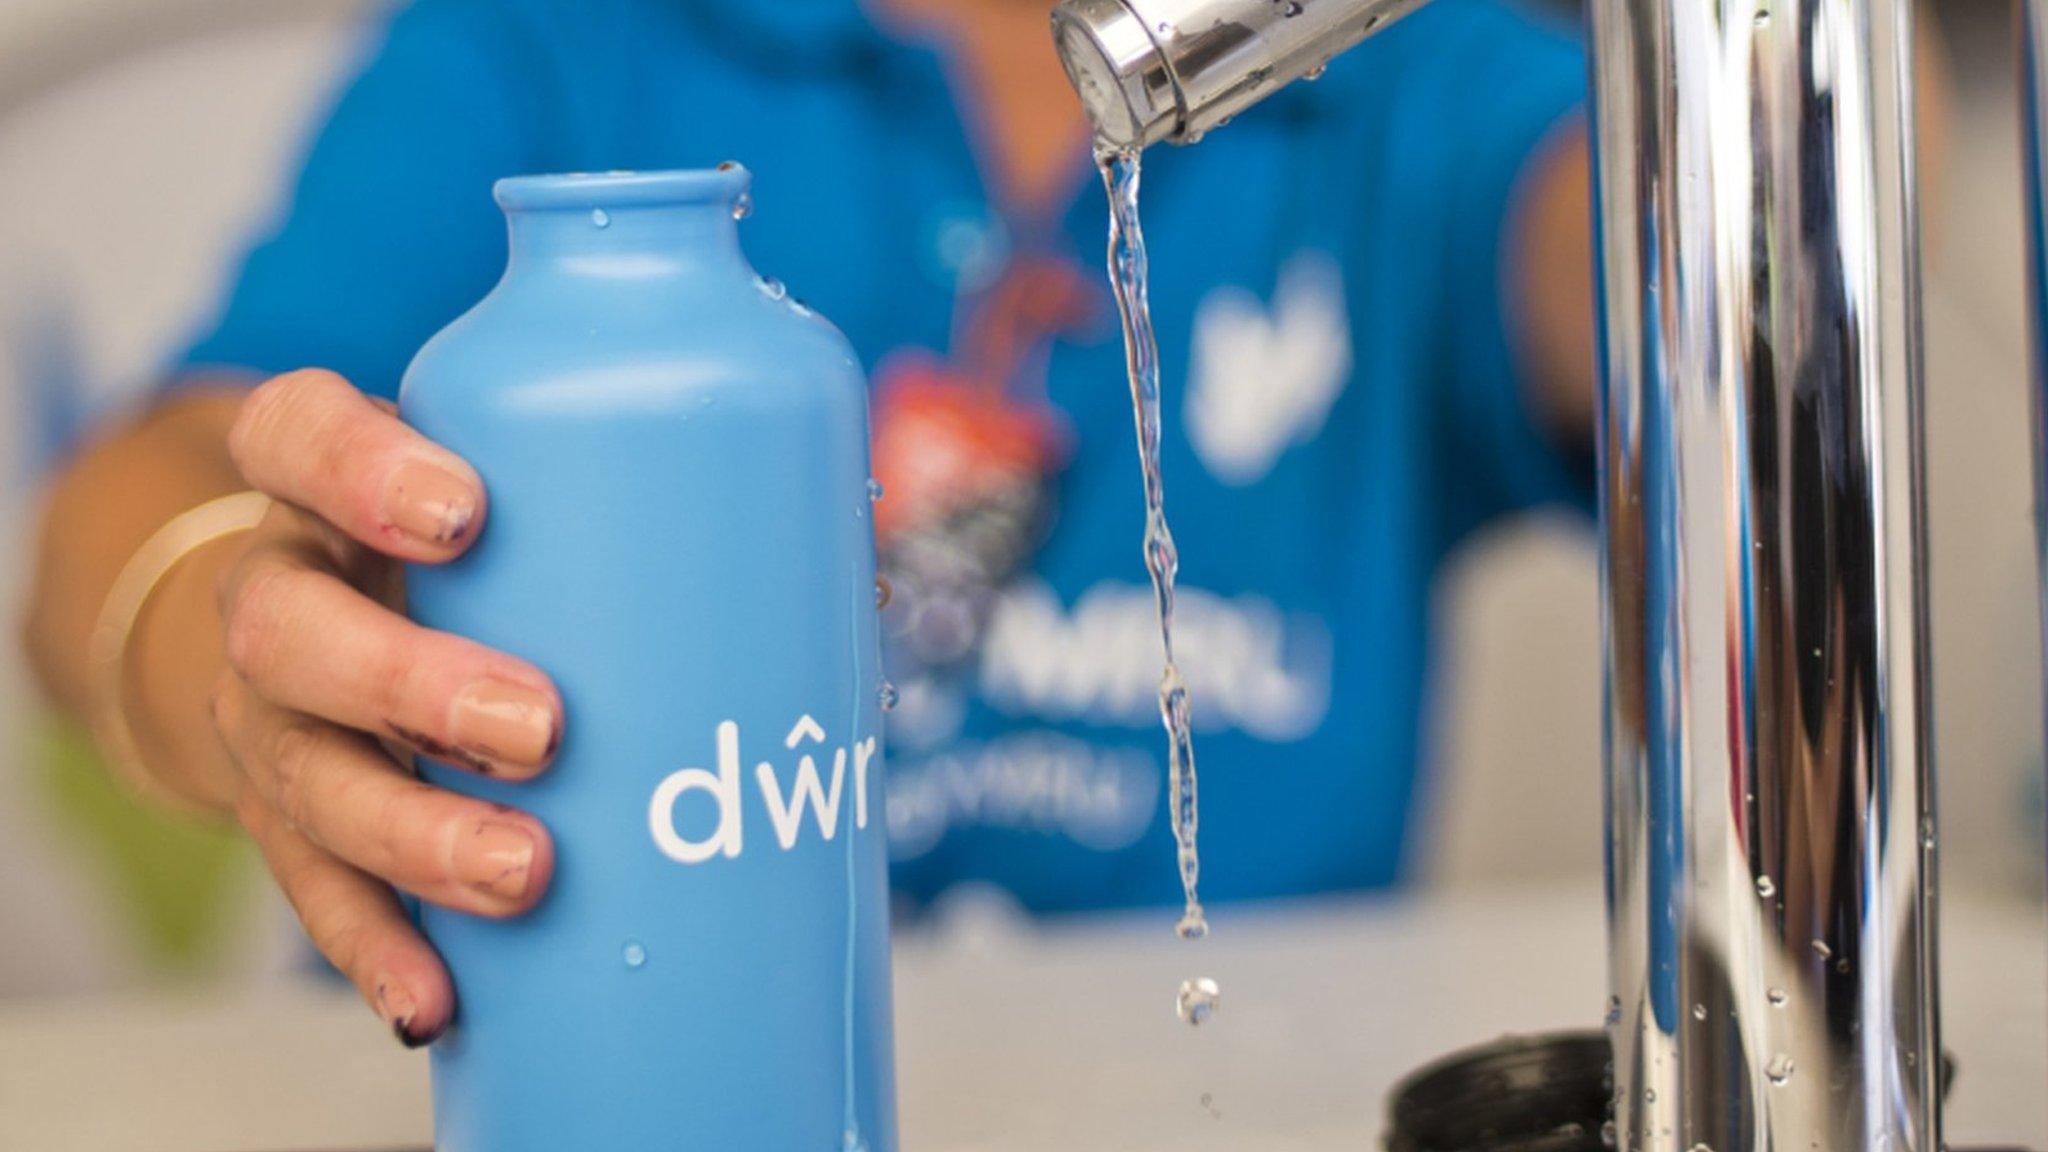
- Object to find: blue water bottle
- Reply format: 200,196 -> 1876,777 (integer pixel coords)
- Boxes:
399,167 -> 898,1152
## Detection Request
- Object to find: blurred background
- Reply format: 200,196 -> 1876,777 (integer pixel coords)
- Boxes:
0,0 -> 2038,1001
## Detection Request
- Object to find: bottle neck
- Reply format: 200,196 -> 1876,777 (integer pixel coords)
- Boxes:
505,202 -> 750,281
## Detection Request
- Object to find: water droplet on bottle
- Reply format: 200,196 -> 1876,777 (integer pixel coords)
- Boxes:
1812,939 -> 1832,960
879,681 -> 899,712
756,276 -> 788,302
622,941 -> 647,969
875,577 -> 893,610
1765,1054 -> 1795,1085
867,478 -> 885,503
1767,987 -> 1787,1007
1755,875 -> 1776,898
591,209 -> 611,229
731,192 -> 753,221
1692,1003 -> 1709,1021
1600,1120 -> 1618,1148
1177,977 -> 1220,1026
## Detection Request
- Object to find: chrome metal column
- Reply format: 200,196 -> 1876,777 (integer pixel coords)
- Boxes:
2027,0 -> 2048,699
1591,0 -> 1940,1149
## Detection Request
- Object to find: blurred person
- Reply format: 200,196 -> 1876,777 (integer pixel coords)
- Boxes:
25,0 -> 1624,1044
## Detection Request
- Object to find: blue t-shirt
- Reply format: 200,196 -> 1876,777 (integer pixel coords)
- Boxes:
180,0 -> 1588,913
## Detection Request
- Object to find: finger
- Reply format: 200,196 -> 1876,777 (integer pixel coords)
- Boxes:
220,545 -> 560,778
229,368 -> 485,563
217,685 -> 553,917
238,793 -> 455,1047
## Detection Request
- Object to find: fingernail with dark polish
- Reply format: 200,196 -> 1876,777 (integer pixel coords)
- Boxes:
457,820 -> 538,904
394,1019 -> 441,1050
376,980 -> 419,1037
385,457 -> 478,546
449,679 -> 558,771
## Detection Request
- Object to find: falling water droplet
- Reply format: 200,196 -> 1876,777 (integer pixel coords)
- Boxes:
1176,910 -> 1209,940
842,1134 -> 869,1152
1755,875 -> 1776,899
879,681 -> 900,712
591,209 -> 611,229
1177,977 -> 1220,1026
1765,1054 -> 1795,1085
756,276 -> 788,302
1692,1003 -> 1709,1021
731,192 -> 753,221
1767,987 -> 1788,1007
622,941 -> 647,969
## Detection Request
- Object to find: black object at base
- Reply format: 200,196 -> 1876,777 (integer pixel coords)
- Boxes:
1385,1032 -> 1609,1152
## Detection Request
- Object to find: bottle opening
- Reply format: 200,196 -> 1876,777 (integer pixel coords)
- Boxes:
495,166 -> 753,212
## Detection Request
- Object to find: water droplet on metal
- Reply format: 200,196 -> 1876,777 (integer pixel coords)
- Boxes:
1600,1120 -> 1618,1148
1767,987 -> 1787,1007
1644,1088 -> 1657,1103
1919,816 -> 1936,849
1812,939 -> 1832,960
1605,995 -> 1622,1026
1692,1003 -> 1708,1021
1755,875 -> 1776,898
1177,977 -> 1220,1026
1766,1054 -> 1795,1085
1282,1 -> 1303,15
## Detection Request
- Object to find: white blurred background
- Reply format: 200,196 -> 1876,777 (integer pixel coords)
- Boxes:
0,0 -> 2038,999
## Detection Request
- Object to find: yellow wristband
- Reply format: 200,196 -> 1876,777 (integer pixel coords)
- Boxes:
88,490 -> 271,815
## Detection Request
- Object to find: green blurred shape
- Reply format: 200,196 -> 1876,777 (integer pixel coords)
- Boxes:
29,717 -> 255,978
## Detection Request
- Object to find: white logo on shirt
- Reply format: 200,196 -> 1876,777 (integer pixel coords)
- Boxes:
1186,250 -> 1352,485
976,580 -> 1332,742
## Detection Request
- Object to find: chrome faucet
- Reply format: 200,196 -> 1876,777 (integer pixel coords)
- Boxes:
1052,2 -> 1943,1151
1050,0 -> 1430,149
